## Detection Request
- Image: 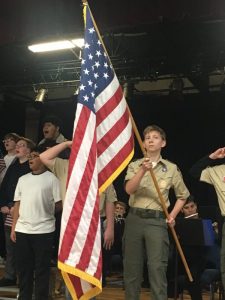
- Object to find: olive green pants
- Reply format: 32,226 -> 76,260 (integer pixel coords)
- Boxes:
123,212 -> 169,300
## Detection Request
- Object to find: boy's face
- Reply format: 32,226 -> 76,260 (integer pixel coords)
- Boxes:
16,140 -> 31,159
115,204 -> 126,216
43,122 -> 59,140
28,152 -> 44,171
3,137 -> 17,152
182,201 -> 197,218
143,130 -> 166,153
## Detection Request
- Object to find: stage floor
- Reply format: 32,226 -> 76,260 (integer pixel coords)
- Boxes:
0,268 -> 222,299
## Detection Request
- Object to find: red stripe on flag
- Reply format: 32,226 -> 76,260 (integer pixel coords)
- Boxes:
69,274 -> 83,299
59,136 -> 97,262
97,109 -> 130,157
76,194 -> 100,270
94,248 -> 102,279
98,136 -> 134,187
67,107 -> 91,185
96,86 -> 123,126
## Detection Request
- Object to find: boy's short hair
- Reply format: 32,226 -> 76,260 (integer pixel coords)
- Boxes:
18,137 -> 36,151
42,115 -> 62,129
4,132 -> 21,142
143,125 -> 166,140
185,195 -> 197,205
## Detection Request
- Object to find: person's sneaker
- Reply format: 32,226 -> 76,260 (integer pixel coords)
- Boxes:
0,277 -> 17,287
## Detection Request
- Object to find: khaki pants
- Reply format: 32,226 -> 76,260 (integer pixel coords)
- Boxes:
123,212 -> 169,300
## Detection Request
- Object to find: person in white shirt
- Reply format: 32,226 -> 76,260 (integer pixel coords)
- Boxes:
11,147 -> 62,300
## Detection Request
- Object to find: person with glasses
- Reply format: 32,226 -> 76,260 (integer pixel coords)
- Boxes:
10,146 -> 62,300
0,137 -> 35,287
0,133 -> 20,186
0,133 -> 20,266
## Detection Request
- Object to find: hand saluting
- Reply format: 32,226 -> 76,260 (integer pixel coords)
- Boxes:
209,147 -> 225,160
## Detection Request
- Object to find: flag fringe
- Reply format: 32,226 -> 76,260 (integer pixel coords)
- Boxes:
58,261 -> 102,299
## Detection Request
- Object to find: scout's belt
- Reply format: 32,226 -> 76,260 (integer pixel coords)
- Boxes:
130,207 -> 165,219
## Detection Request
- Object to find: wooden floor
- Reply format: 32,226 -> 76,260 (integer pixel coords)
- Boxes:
0,285 -> 222,300
0,267 -> 222,300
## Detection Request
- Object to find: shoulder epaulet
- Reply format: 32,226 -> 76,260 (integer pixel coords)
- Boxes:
162,158 -> 181,171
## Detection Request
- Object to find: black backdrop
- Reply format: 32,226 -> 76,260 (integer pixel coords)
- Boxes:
0,91 -> 224,207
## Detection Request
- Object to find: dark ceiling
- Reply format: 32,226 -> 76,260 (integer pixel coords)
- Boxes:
1,0 -> 225,99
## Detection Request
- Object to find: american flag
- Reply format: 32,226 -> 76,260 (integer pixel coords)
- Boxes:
58,3 -> 134,300
0,150 -> 6,174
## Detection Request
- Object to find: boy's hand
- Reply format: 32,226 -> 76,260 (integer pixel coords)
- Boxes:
10,230 -> 16,243
142,158 -> 153,172
166,215 -> 176,228
66,141 -> 73,148
209,148 -> 225,160
103,227 -> 114,250
1,206 -> 10,214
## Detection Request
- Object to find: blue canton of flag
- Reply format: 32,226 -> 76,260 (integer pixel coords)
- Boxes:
78,9 -> 113,112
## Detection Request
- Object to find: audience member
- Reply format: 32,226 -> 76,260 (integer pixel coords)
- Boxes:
0,133 -> 20,264
38,115 -> 67,146
11,147 -> 62,300
0,133 -> 20,185
177,196 -> 205,300
0,137 -> 35,287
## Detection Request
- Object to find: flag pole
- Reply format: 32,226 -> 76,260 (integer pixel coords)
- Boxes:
81,0 -> 193,283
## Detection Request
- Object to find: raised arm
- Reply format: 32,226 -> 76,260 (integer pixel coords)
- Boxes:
40,141 -> 72,168
190,147 -> 225,179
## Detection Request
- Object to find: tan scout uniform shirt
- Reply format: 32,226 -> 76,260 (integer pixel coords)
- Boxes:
200,165 -> 225,216
125,157 -> 190,210
49,157 -> 69,203
100,184 -> 117,217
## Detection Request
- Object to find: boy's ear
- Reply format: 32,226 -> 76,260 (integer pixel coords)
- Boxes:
161,140 -> 166,148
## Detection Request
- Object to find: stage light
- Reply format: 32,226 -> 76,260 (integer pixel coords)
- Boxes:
28,38 -> 84,53
35,89 -> 47,103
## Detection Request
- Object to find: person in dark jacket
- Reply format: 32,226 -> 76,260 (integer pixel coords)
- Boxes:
0,137 -> 35,286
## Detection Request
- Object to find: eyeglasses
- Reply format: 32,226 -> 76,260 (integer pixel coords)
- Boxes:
16,143 -> 27,148
27,154 -> 39,160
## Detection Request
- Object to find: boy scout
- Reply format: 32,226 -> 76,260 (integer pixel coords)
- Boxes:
190,146 -> 225,290
123,124 -> 190,300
